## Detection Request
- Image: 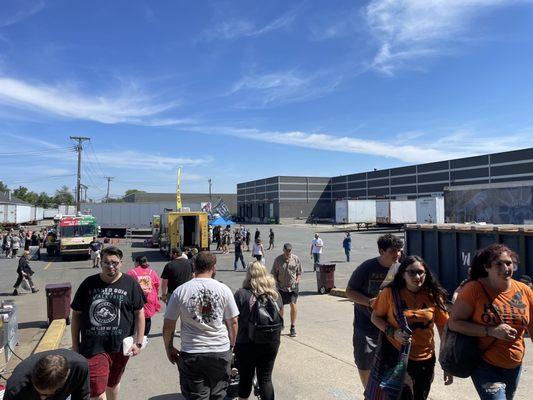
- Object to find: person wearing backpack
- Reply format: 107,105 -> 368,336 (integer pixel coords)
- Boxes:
127,255 -> 161,335
449,244 -> 533,400
234,261 -> 283,400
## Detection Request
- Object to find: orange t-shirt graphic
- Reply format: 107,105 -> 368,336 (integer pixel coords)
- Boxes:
457,280 -> 533,369
373,287 -> 448,360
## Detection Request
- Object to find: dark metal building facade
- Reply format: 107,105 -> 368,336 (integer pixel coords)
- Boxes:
237,148 -> 533,223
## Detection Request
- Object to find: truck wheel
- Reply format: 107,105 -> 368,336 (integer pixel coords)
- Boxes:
319,286 -> 326,294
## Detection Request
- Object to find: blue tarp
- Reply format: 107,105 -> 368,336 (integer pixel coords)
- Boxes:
209,217 -> 235,226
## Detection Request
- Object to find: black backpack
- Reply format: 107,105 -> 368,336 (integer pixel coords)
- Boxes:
248,292 -> 283,343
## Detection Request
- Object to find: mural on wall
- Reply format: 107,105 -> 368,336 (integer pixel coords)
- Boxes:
445,185 -> 533,224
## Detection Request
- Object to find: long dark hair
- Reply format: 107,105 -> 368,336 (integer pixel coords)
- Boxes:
469,243 -> 518,280
387,255 -> 448,311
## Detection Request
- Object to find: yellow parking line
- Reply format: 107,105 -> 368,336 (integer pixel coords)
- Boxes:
44,257 -> 55,270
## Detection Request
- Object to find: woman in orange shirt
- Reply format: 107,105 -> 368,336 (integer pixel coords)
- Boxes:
371,255 -> 452,400
449,244 -> 533,400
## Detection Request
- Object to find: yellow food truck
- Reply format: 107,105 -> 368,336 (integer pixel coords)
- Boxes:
159,211 -> 209,255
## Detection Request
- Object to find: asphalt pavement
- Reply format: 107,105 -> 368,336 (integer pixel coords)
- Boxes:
0,223 -> 531,399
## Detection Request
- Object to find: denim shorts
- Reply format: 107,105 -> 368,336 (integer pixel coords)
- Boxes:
471,359 -> 522,400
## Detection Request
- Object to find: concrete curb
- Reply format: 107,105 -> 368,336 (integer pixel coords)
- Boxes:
329,288 -> 347,298
34,319 -> 66,353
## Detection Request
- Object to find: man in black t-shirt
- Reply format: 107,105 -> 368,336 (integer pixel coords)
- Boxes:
71,246 -> 145,399
233,234 -> 246,271
4,349 -> 90,400
161,247 -> 193,303
345,234 -> 403,388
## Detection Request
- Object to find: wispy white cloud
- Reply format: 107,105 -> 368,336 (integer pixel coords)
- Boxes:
188,124 -> 532,164
201,8 -> 298,41
229,70 -> 341,107
365,0 -> 533,75
0,0 -> 44,28
89,150 -> 212,171
0,76 -> 180,125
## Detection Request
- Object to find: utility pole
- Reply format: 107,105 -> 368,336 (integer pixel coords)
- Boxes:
104,177 -> 113,202
208,178 -> 212,202
70,136 -> 90,213
80,184 -> 88,203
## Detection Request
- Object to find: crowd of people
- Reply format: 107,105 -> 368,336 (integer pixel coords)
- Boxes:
1,229 -> 45,260
2,227 -> 532,400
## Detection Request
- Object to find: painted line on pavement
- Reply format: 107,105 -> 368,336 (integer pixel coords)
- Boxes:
44,257 -> 55,270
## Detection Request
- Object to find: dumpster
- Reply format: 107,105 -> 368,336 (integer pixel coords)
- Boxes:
405,224 -> 533,296
45,283 -> 72,325
316,264 -> 336,294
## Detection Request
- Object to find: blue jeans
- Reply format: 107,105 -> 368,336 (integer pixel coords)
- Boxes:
344,248 -> 350,262
471,360 -> 521,400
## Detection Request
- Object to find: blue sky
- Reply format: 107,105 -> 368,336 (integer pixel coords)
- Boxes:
0,0 -> 532,201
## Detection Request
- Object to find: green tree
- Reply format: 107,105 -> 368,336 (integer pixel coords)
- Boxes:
36,192 -> 54,208
54,186 -> 74,205
0,181 -> 8,193
13,186 -> 29,200
123,189 -> 145,200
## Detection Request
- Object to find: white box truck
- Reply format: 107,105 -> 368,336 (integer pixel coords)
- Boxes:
416,197 -> 445,224
376,200 -> 417,225
81,201 -> 177,237
335,200 -> 376,224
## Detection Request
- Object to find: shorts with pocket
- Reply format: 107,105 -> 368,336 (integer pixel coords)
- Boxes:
87,352 -> 130,396
279,288 -> 299,305
353,331 -> 379,371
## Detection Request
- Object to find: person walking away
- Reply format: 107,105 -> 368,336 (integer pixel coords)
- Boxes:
310,233 -> 324,271
449,244 -> 533,400
234,261 -> 283,400
24,232 -> 31,251
71,246 -> 145,400
4,349 -> 90,400
30,231 -> 41,260
343,232 -> 352,262
89,237 -> 102,268
254,228 -> 260,241
345,233 -> 404,388
252,238 -> 264,262
12,250 -> 39,295
234,234 -> 246,271
271,243 -> 302,337
3,232 -> 12,258
369,255 -> 452,399
127,256 -> 161,336
268,229 -> 275,250
11,234 -> 21,258
245,229 -> 251,252
160,248 -> 193,304
214,226 -> 221,251
163,251 -> 239,400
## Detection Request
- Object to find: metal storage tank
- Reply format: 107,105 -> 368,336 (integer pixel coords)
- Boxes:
405,223 -> 533,295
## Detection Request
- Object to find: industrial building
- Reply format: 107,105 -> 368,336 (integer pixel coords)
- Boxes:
237,147 -> 533,223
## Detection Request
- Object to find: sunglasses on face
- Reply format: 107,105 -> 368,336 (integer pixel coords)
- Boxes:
405,269 -> 426,277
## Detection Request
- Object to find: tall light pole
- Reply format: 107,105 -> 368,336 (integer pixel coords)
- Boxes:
208,178 -> 212,203
104,176 -> 113,202
70,136 -> 90,213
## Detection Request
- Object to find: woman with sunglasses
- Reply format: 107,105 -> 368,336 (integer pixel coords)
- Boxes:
449,244 -> 533,400
371,255 -> 451,399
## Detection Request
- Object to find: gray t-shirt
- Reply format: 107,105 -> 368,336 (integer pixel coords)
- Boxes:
164,278 -> 239,353
347,257 -> 391,337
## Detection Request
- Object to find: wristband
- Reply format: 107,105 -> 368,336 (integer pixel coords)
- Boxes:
385,325 -> 395,338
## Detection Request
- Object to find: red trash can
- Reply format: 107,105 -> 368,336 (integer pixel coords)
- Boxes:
315,264 -> 336,294
45,283 -> 72,325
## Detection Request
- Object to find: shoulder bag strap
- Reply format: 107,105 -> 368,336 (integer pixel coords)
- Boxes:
477,281 -> 501,352
391,288 -> 412,336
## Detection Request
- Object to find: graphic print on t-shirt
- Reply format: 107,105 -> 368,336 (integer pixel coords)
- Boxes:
186,286 -> 223,324
481,290 -> 529,326
87,287 -> 127,336
137,275 -> 153,295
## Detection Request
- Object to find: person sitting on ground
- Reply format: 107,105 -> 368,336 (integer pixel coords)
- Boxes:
234,261 -> 283,400
4,349 -> 90,400
449,244 -> 533,400
370,255 -> 453,400
127,255 -> 161,336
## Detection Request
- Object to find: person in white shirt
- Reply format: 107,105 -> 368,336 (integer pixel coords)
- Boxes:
163,251 -> 239,400
310,233 -> 324,271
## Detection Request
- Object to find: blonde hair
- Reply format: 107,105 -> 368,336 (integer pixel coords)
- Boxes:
243,261 -> 278,300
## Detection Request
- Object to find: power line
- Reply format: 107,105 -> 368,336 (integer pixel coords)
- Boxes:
87,141 -> 106,178
0,146 -> 75,156
70,136 -> 90,213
